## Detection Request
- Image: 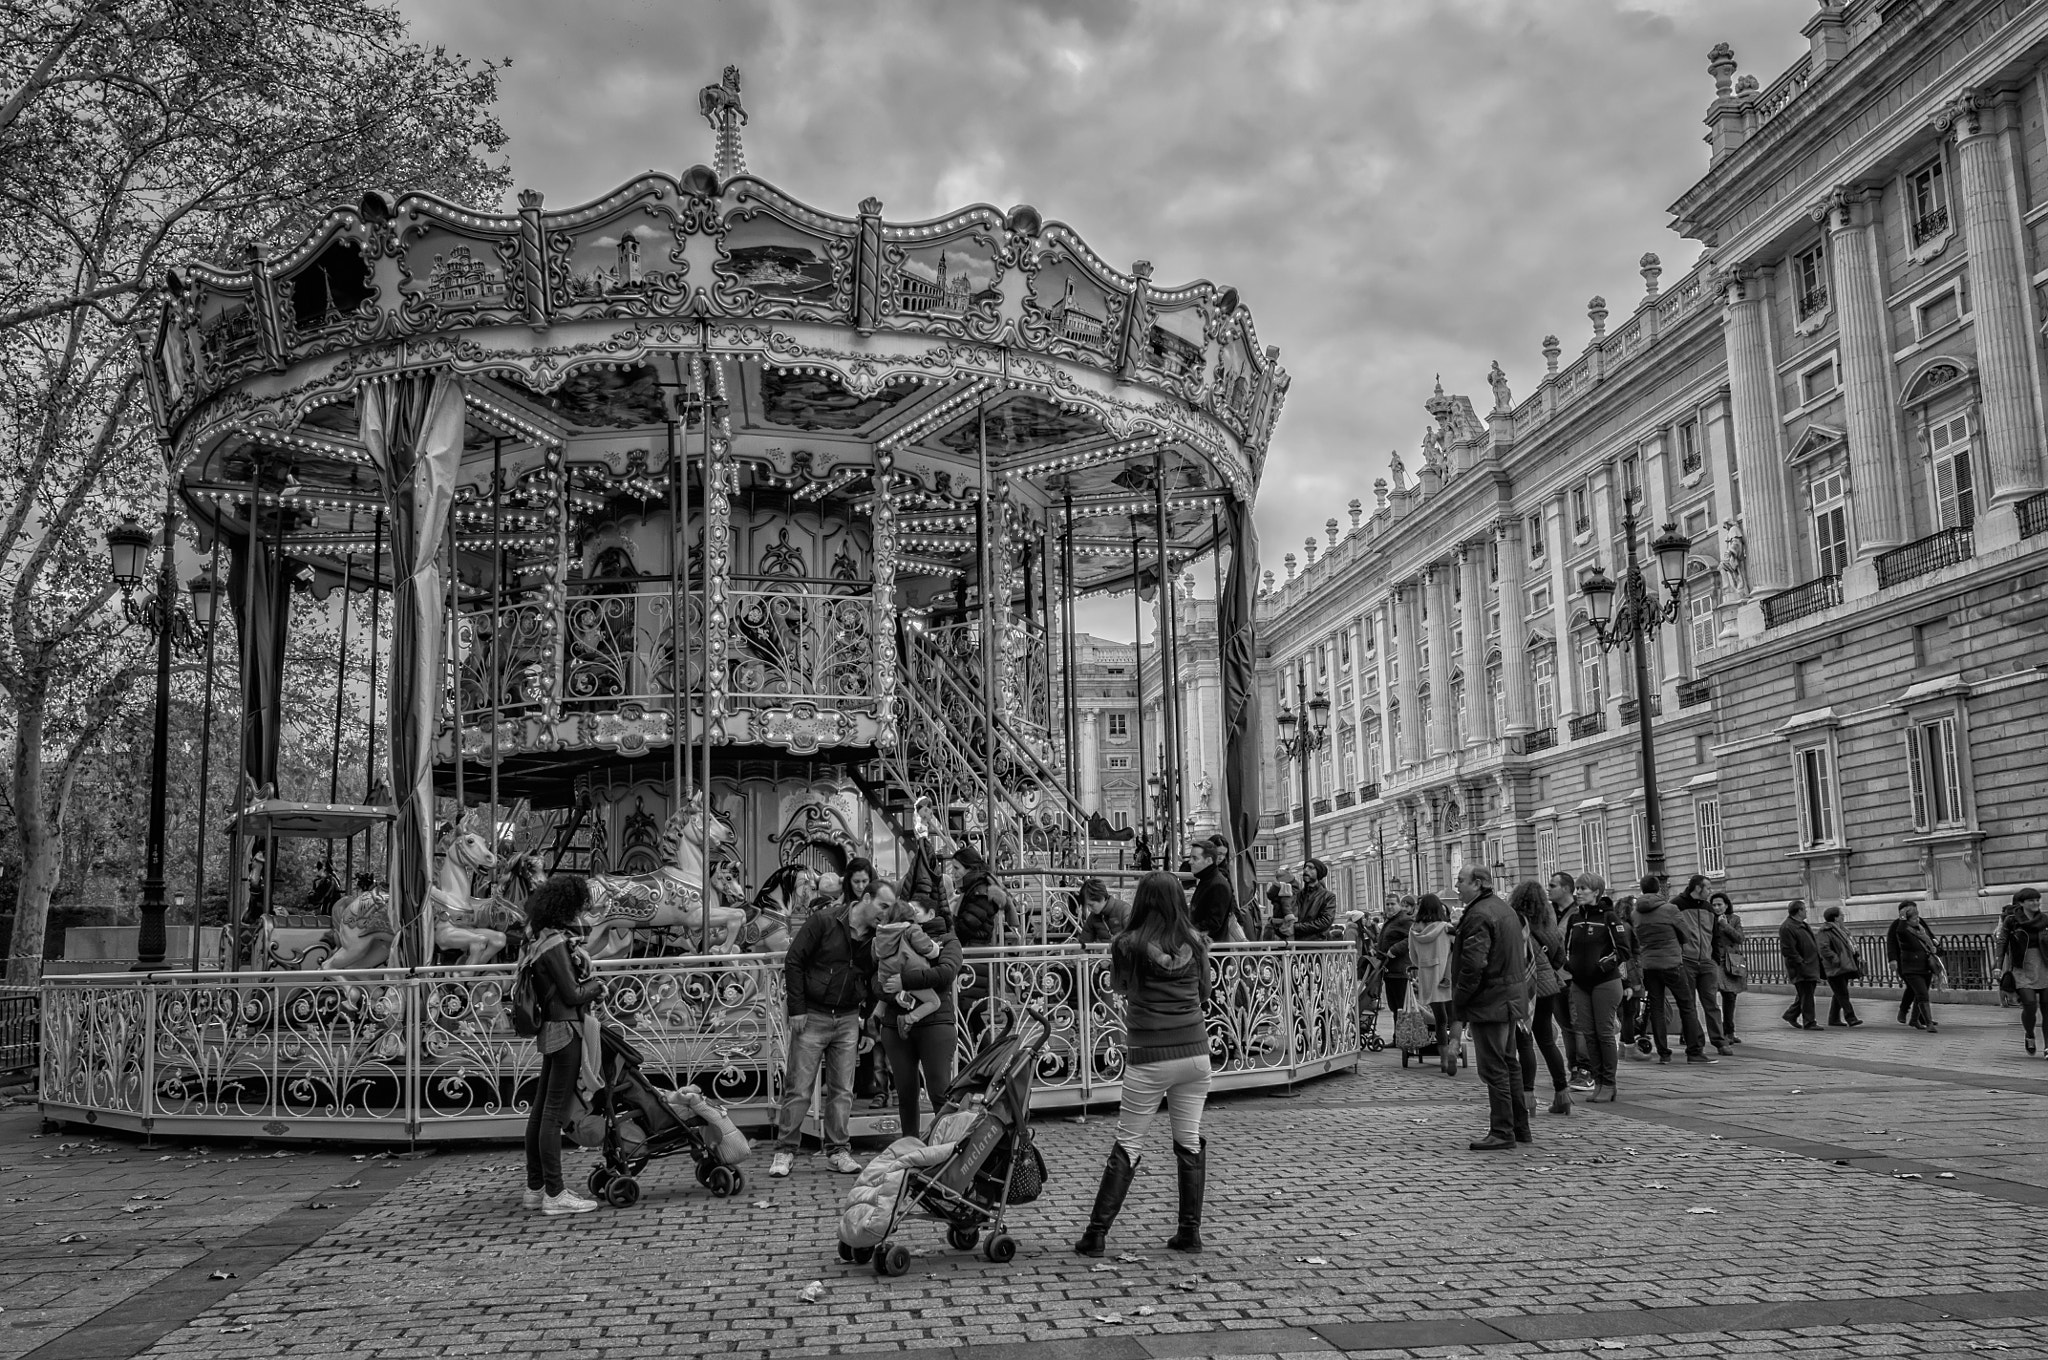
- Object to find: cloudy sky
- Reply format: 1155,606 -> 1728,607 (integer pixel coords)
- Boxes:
400,0 -> 1804,637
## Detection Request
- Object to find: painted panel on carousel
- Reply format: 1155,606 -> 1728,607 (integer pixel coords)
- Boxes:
1019,240 -> 1126,367
173,270 -> 265,391
1136,297 -> 1209,392
543,363 -> 671,430
878,220 -> 1006,343
545,198 -> 693,320
273,220 -> 385,358
935,391 -> 1103,457
392,209 -> 528,332
758,369 -> 921,432
713,208 -> 850,320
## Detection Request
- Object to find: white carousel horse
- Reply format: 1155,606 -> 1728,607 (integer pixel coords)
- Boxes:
581,791 -> 750,959
428,831 -> 510,964
323,887 -> 397,969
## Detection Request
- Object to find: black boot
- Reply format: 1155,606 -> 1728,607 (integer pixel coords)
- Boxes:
1073,1144 -> 1137,1257
1165,1137 -> 1206,1253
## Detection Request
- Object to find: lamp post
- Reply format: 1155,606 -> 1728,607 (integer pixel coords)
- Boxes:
1578,498 -> 1691,883
107,513 -> 215,971
1274,658 -> 1331,862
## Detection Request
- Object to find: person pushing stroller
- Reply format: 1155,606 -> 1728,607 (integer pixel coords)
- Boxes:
874,894 -> 944,1037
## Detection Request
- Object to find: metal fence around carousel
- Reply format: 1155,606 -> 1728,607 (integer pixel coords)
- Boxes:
36,941 -> 1358,1143
1736,933 -> 2000,991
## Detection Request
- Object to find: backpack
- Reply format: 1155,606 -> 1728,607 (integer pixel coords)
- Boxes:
510,936 -> 554,1037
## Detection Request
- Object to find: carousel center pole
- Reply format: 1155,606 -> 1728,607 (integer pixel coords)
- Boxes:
1151,454 -> 1181,869
699,350 -> 717,947
1061,492 -> 1077,805
489,439 -> 504,860
667,410 -> 685,830
191,534 -> 220,972
976,397 -> 999,870
324,490 -> 355,877
364,509 -> 383,880
1129,519 -> 1150,863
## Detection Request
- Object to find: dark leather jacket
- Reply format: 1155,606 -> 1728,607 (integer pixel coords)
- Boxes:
529,932 -> 603,1021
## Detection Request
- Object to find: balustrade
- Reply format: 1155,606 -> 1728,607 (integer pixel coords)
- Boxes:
2021,490 -> 2048,540
1875,527 -> 1972,590
1676,677 -> 1712,709
1568,712 -> 1606,740
1762,576 -> 1842,629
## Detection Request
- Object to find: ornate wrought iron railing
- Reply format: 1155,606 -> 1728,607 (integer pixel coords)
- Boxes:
1523,726 -> 1557,753
37,942 -> 1358,1140
1737,933 -> 1997,992
457,593 -> 553,726
1912,205 -> 1950,245
1876,526 -> 1972,590
1676,678 -> 1712,709
559,577 -> 704,712
1357,782 -> 1380,802
1762,576 -> 1842,629
1619,695 -> 1662,725
1568,712 -> 1606,740
725,584 -> 876,707
2018,490 -> 2048,540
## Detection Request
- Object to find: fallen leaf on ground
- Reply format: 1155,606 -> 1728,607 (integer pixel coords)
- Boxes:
1135,1306 -> 1156,1316
1115,1252 -> 1146,1262
1090,1263 -> 1118,1272
1937,1172 -> 1957,1180
750,1200 -> 773,1209
1895,1172 -> 1923,1180
333,1179 -> 362,1189
798,1281 -> 824,1304
219,1326 -> 250,1334
209,1270 -> 237,1280
306,1202 -> 335,1210
1296,1256 -> 1329,1265
1093,1313 -> 1123,1324
58,1234 -> 88,1242
1685,1207 -> 1718,1215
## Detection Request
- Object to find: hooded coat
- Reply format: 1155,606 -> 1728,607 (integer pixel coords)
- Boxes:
1408,921 -> 1455,1005
1631,892 -> 1686,971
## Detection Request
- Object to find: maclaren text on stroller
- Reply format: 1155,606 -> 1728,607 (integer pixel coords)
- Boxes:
837,1004 -> 1053,1276
574,1025 -> 752,1208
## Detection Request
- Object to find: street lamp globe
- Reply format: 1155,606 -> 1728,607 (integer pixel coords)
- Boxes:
1580,565 -> 1617,629
1276,704 -> 1297,738
106,517 -> 152,589
187,573 -> 220,629
1652,521 -> 1693,595
1307,688 -> 1331,734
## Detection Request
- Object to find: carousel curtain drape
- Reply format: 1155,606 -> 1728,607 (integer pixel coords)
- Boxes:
227,516 -> 293,800
360,372 -> 466,963
1220,493 -> 1262,908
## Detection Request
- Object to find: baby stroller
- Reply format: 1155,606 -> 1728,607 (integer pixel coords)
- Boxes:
571,1025 -> 751,1208
837,1003 -> 1053,1276
1394,1002 -> 1464,1069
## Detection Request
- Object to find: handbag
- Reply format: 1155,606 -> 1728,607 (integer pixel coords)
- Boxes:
1393,1004 -> 1436,1052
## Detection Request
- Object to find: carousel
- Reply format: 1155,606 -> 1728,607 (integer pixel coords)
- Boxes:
39,69 -> 1358,1145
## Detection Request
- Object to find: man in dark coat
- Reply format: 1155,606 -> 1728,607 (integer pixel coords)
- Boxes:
771,896 -> 878,1177
1452,864 -> 1529,1150
1777,899 -> 1822,1030
1294,858 -> 1338,941
1189,835 -> 1238,941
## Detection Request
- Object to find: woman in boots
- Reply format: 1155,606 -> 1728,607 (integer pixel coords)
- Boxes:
1074,870 -> 1213,1258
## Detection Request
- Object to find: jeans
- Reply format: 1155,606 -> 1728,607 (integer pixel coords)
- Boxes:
2019,986 -> 2048,1039
1716,989 -> 1739,1039
1520,992 -> 1568,1092
876,1021 -> 956,1142
1682,959 -> 1724,1045
1570,978 -> 1624,1086
1430,1001 -> 1459,1060
1115,1053 -> 1212,1159
774,1011 -> 862,1153
1643,966 -> 1705,1057
524,1031 -> 582,1196
1383,976 -> 1409,1014
1469,1020 -> 1528,1141
1898,972 -> 1933,1026
1782,979 -> 1818,1027
1826,975 -> 1860,1025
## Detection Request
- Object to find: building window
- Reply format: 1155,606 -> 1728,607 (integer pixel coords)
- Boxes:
1339,631 -> 1352,667
1575,631 -> 1604,712
1682,505 -> 1712,545
1578,816 -> 1607,880
1572,486 -> 1591,535
1387,702 -> 1401,758
1914,285 -> 1961,339
1628,812 -> 1647,879
1487,607 -> 1500,638
1106,712 -> 1128,738
1687,590 -> 1717,660
1451,617 -> 1464,657
1365,670 -> 1380,699
1536,824 -> 1557,881
1801,356 -> 1837,405
1364,720 -> 1382,777
1794,243 -> 1829,318
1105,755 -> 1131,771
1528,583 -> 1551,616
1528,514 -> 1546,558
1678,419 -> 1702,475
1417,689 -> 1432,742
1909,158 -> 1949,244
1533,646 -> 1558,729
1905,714 -> 1965,830
1450,676 -> 1467,746
1795,744 -> 1838,849
1487,661 -> 1505,736
1111,809 -> 1130,830
1811,470 -> 1850,579
1929,413 -> 1975,530
1695,798 -> 1724,877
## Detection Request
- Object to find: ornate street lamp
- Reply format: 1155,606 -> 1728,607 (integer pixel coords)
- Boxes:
106,512 -> 214,971
1274,658 -> 1331,862
1579,499 -> 1691,882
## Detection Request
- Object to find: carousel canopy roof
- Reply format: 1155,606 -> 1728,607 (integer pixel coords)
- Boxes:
232,800 -> 394,840
147,67 -> 1285,595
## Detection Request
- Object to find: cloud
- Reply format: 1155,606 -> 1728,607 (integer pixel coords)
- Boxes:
397,0 -> 1806,634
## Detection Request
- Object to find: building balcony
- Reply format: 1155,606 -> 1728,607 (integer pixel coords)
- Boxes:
1619,695 -> 1662,725
1912,205 -> 1950,245
2018,490 -> 2048,540
1762,575 -> 1841,629
1796,284 -> 1829,318
1312,797 -> 1332,816
1334,791 -> 1355,809
1357,782 -> 1381,803
1876,525 -> 1972,590
1568,712 -> 1606,740
1676,677 -> 1712,709
1291,804 -> 1305,824
1523,727 -> 1558,754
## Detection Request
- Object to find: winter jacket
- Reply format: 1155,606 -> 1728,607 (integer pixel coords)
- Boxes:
1631,894 -> 1686,971
881,922 -> 963,1031
2000,910 -> 2048,973
1564,914 -> 1629,989
1778,917 -> 1822,982
527,931 -> 604,1022
1294,882 -> 1338,941
1078,900 -> 1129,945
837,1136 -> 960,1249
1452,892 -> 1528,1024
1816,921 -> 1858,979
1190,864 -> 1238,941
1675,898 -> 1718,966
1112,933 -> 1212,1064
1408,921 -> 1455,1006
1712,912 -> 1745,968
784,902 -> 875,1018
953,870 -> 1011,947
1377,913 -> 1414,980
1886,916 -> 1941,977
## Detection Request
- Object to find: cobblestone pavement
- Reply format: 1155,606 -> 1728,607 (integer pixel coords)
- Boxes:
5,1002 -> 2046,1360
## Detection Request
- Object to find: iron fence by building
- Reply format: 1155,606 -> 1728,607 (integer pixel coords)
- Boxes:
1737,932 -> 1998,990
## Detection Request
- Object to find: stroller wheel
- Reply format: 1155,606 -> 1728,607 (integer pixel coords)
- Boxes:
874,1242 -> 912,1277
708,1165 -> 739,1198
837,1241 -> 854,1263
946,1225 -> 979,1252
852,1245 -> 874,1265
1365,1033 -> 1386,1053
694,1158 -> 713,1187
982,1233 -> 1017,1265
587,1166 -> 613,1198
604,1176 -> 641,1209
728,1168 -> 746,1194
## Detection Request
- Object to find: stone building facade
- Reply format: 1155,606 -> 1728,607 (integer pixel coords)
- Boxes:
1250,0 -> 2048,927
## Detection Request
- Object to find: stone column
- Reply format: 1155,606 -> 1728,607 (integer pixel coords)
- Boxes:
1545,499 -> 1579,719
1372,602 -> 1395,778
1722,269 -> 1796,596
1079,708 -> 1102,814
1459,545 -> 1488,747
1938,91 -> 2047,508
1425,563 -> 1452,756
1821,187 -> 1910,556
1395,583 -> 1422,767
1495,517 -> 1532,735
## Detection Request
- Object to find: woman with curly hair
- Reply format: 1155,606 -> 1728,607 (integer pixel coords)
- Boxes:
520,875 -> 605,1216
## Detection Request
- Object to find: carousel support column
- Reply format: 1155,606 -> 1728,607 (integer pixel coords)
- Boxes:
230,486 -> 259,967
1152,456 -> 1181,867
490,439 -> 504,848
448,501 -> 464,854
190,534 -> 221,972
667,418 -> 685,811
1129,522 -> 1152,859
325,533 -> 355,879
1061,496 -> 1079,802
975,399 -> 999,867
703,353 -> 733,930
364,510 -> 383,877
134,503 -> 178,972
871,451 -> 899,751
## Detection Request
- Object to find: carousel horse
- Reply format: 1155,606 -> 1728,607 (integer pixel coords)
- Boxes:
323,877 -> 397,969
581,791 -> 749,959
746,863 -> 818,953
428,830 -> 510,964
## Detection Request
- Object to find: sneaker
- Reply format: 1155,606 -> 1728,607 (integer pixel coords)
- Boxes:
827,1150 -> 862,1174
521,1187 -> 544,1211
1846,1019 -> 1863,1028
769,1151 -> 794,1178
1685,1053 -> 1719,1065
1568,1071 -> 1596,1092
541,1189 -> 599,1216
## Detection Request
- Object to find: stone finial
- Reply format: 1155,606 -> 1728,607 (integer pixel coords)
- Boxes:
1262,569 -> 1276,594
1542,334 -> 1561,376
859,196 -> 884,216
1373,478 -> 1389,510
1587,296 -> 1608,339
1348,499 -> 1363,532
1734,73 -> 1759,96
1283,553 -> 1297,581
1639,253 -> 1662,297
516,188 -> 546,211
1707,42 -> 1737,98
1304,535 -> 1319,564
1325,517 -> 1339,546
